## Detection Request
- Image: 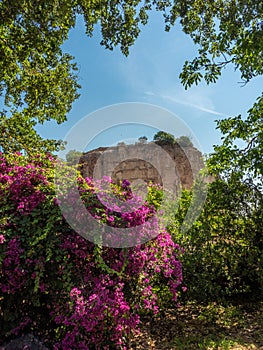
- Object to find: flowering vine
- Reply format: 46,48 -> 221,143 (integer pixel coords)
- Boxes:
0,153 -> 184,349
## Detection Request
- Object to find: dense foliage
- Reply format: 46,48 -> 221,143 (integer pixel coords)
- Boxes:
176,136 -> 193,148
208,94 -> 263,187
65,149 -> 83,165
153,131 -> 176,144
0,152 -> 184,349
165,178 -> 263,301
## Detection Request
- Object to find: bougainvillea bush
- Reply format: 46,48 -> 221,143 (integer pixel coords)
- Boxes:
0,152 -> 183,349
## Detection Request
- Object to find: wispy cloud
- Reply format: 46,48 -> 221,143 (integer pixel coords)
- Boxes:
162,94 -> 229,117
145,91 -> 230,117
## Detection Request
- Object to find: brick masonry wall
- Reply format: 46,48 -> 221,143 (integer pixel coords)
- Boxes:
79,142 -> 212,191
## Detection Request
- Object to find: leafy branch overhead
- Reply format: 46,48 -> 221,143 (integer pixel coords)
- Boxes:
0,0 -> 262,170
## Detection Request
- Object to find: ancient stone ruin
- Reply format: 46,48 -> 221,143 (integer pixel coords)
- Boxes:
79,141 -> 210,192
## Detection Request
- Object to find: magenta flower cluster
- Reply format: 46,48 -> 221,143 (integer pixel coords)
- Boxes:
0,152 -> 48,214
0,153 -> 184,349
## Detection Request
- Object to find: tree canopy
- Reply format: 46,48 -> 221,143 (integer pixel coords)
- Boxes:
0,0 -> 262,162
176,136 -> 193,147
153,131 -> 176,144
65,149 -> 83,165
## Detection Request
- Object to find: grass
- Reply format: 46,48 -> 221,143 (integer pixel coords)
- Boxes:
130,299 -> 263,349
170,335 -> 244,349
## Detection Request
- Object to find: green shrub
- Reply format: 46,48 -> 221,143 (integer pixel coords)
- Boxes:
148,178 -> 263,302
169,179 -> 263,301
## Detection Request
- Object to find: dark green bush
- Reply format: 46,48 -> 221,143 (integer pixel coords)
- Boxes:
168,178 -> 263,301
148,178 -> 263,302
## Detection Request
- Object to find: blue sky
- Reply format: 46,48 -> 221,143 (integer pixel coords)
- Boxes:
37,12 -> 263,155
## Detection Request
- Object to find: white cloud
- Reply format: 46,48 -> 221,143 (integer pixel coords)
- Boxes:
161,94 -> 229,117
145,89 -> 231,118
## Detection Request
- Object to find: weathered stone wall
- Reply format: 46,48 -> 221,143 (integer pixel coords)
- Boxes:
79,142 -> 209,191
